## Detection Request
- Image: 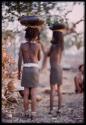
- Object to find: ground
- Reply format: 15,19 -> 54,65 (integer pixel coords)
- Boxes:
2,69 -> 84,123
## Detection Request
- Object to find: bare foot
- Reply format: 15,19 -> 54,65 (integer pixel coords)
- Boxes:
48,110 -> 53,115
21,111 -> 30,119
31,112 -> 36,120
56,109 -> 61,116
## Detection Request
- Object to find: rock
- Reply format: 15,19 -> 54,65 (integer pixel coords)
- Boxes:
2,110 -> 12,119
2,94 -> 6,101
43,87 -> 58,94
4,81 -> 19,103
16,80 -> 24,91
7,96 -> 18,103
7,113 -> 12,119
36,95 -> 42,102
7,80 -> 16,92
63,64 -> 71,70
43,89 -> 50,94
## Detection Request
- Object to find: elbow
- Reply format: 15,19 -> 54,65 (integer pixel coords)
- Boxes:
38,57 -> 41,61
38,54 -> 41,61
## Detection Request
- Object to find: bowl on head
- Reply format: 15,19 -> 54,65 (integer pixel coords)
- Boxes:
18,16 -> 44,27
49,23 -> 66,32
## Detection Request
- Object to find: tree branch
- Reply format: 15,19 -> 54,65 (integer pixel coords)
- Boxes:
10,12 -> 19,17
64,10 -> 72,17
72,18 -> 84,28
65,18 -> 84,35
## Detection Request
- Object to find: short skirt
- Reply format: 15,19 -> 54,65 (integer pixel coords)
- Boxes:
21,67 -> 39,88
50,65 -> 62,85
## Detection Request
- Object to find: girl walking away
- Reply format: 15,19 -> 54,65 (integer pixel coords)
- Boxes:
18,27 -> 41,120
42,23 -> 66,115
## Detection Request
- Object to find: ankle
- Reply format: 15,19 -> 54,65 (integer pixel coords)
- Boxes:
57,108 -> 61,113
31,112 -> 36,120
48,109 -> 53,114
24,110 -> 29,115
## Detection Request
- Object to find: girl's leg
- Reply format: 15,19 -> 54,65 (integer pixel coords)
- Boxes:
49,84 -> 55,113
31,87 -> 37,120
57,85 -> 62,111
24,87 -> 29,114
31,88 -> 37,112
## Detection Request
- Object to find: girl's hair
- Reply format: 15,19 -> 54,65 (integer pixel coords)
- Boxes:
79,64 -> 84,71
25,27 -> 40,42
51,31 -> 64,44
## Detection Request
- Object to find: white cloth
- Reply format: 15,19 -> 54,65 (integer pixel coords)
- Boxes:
16,80 -> 24,91
17,85 -> 24,91
23,63 -> 39,68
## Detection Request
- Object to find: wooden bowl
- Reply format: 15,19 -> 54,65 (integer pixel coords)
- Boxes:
50,23 -> 66,30
18,16 -> 44,26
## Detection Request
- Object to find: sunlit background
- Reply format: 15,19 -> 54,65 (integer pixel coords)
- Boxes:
2,2 -> 84,123
2,1 -> 84,68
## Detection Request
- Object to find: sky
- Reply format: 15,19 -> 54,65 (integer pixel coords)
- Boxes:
66,3 -> 84,33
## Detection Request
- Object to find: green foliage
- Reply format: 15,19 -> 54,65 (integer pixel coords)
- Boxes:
2,2 -> 69,24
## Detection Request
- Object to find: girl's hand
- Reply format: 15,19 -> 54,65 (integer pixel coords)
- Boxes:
18,72 -> 21,80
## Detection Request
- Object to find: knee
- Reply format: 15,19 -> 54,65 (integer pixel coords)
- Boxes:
57,86 -> 61,94
24,93 -> 29,101
31,93 -> 36,100
50,89 -> 54,95
24,98 -> 28,104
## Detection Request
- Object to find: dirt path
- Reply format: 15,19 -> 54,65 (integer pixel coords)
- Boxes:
2,70 -> 84,123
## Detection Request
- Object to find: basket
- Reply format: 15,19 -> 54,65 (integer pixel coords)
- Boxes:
18,16 -> 44,27
49,23 -> 66,31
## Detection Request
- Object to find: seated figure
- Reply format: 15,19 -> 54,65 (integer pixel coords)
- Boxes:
74,64 -> 84,93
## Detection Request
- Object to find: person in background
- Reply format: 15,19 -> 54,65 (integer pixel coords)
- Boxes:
74,64 -> 84,93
